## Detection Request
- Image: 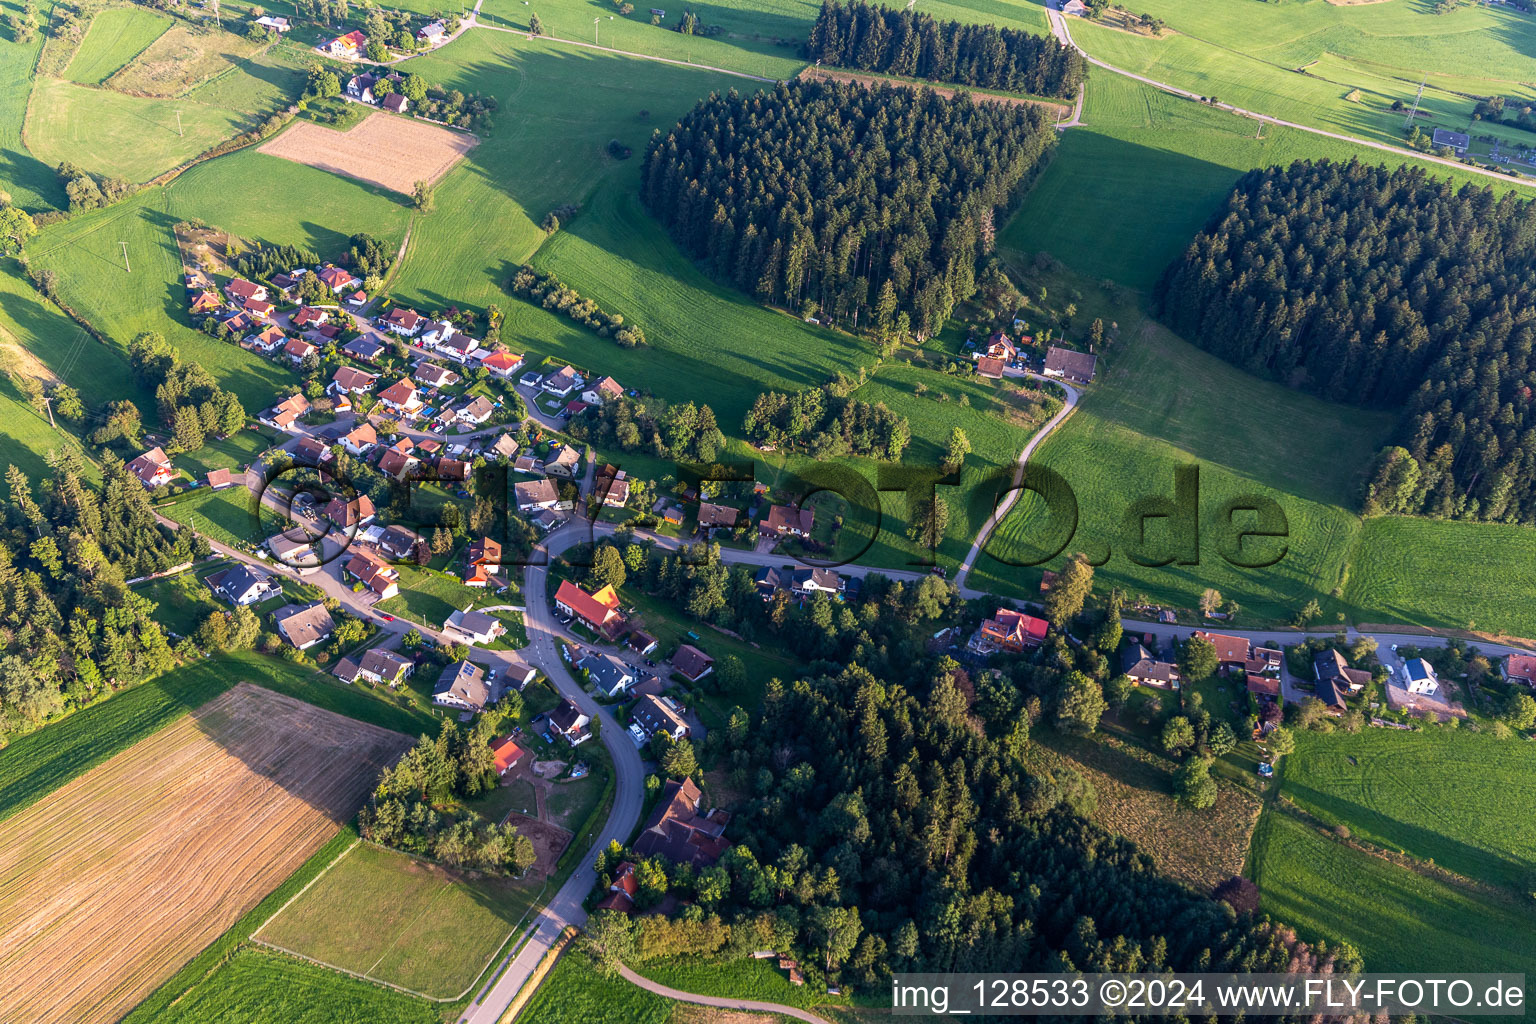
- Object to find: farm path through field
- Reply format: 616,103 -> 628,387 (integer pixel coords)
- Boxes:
1044,0 -> 1536,190
616,964 -> 834,1024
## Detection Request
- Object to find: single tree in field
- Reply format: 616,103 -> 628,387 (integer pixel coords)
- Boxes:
412,180 -> 435,212
1043,553 -> 1093,629
1174,755 -> 1217,809
1199,587 -> 1222,618
942,427 -> 971,474
528,11 -> 543,34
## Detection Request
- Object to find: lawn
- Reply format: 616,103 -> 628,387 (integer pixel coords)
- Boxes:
1249,809 -> 1536,989
63,6 -> 171,85
159,485 -> 267,548
1063,0 -> 1536,153
1280,728 -> 1536,893
376,563 -> 504,628
25,76 -> 254,183
173,424 -> 277,477
515,948 -> 675,1024
254,841 -> 540,999
131,563 -> 227,637
1000,73 -> 1525,292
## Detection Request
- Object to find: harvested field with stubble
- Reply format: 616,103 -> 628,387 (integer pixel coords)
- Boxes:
0,683 -> 411,1024
260,112 -> 476,195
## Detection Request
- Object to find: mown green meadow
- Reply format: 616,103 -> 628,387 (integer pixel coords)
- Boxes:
0,0 -> 60,210
63,6 -> 171,85
514,950 -> 676,1024
1283,729 -> 1536,892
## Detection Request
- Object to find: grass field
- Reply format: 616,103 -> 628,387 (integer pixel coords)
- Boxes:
515,949 -> 677,1024
104,20 -> 269,95
26,75 -> 254,182
64,6 -> 171,85
1062,0 -> 1536,154
0,0 -> 60,210
376,562 -> 503,627
132,563 -> 227,636
636,955 -> 849,1011
1250,809 -> 1536,985
160,485 -> 268,547
0,683 -> 410,1024
1281,729 -> 1536,892
255,841 -> 540,999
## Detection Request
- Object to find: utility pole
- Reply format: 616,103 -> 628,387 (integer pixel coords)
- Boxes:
1404,77 -> 1425,129
594,15 -> 599,43
41,395 -> 55,429
175,109 -> 183,137
119,241 -> 130,273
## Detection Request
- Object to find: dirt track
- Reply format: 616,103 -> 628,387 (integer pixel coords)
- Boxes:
0,683 -> 410,1024
259,112 -> 477,195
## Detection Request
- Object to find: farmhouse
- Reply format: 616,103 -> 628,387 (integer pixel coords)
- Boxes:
580,652 -> 635,697
671,644 -> 714,683
382,93 -> 409,114
346,73 -> 376,102
632,777 -> 729,867
1043,346 -> 1097,383
207,565 -> 280,606
1122,641 -> 1179,688
554,579 -> 624,636
549,698 -> 592,745
273,601 -> 335,650
760,503 -> 813,538
127,447 -> 175,488
973,608 -> 1048,653
433,661 -> 491,712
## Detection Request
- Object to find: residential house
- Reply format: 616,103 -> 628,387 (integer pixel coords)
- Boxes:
207,565 -> 280,606
1246,674 -> 1281,701
264,392 -> 309,430
1043,346 -> 1097,383
753,565 -> 792,600
631,777 -> 730,867
317,265 -> 358,293
501,654 -> 537,690
543,444 -> 581,478
976,356 -> 1005,379
580,652 -> 636,697
553,579 -> 624,636
341,422 -> 377,455
697,502 -> 737,531
293,436 -> 332,466
256,14 -> 290,30
444,608 -> 506,645
382,93 -> 409,114
376,446 -> 419,480
626,630 -> 658,656
548,698 -> 592,745
414,362 -> 460,388
342,336 -> 384,363
541,365 -> 582,396
127,447 -> 175,488
594,862 -> 638,913
975,609 -> 1049,652
1062,0 -> 1091,15
1402,657 -> 1440,696
632,693 -> 690,742
378,524 -> 421,560
1248,645 -> 1284,674
440,334 -> 480,364
383,307 -> 424,336
332,365 -> 378,394
513,454 -> 542,474
515,477 -> 562,512
594,466 -> 629,508
532,508 -> 560,531
984,330 -> 1017,361
378,379 -> 424,416
487,434 -> 520,460
1432,127 -> 1470,154
346,72 -> 376,102
789,567 -> 841,598
243,324 -> 286,355
1194,631 -> 1253,671
190,289 -> 222,314
434,661 -> 491,712
1314,648 -> 1371,699
418,319 -> 458,349
327,29 -> 367,56
224,278 -> 267,305
492,735 -> 527,776
670,644 -> 714,683
463,537 -> 502,587
456,395 -> 495,426
417,18 -> 446,44
580,376 -> 624,406
221,309 -> 255,334
291,306 -> 329,329
357,648 -> 415,687
272,602 -> 335,650
323,493 -> 376,529
206,467 -> 238,490
759,504 -> 813,538
344,547 -> 400,599
267,531 -> 320,570
1505,653 -> 1536,688
243,297 -> 275,320
345,290 -> 368,310
437,457 -> 469,481
1122,641 -> 1179,688
479,350 -> 524,378
284,338 -> 317,365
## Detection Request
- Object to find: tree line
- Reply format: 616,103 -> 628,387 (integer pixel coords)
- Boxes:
1155,159 -> 1536,522
742,378 -> 910,460
641,79 -> 1056,339
127,333 -> 247,458
804,0 -> 1085,99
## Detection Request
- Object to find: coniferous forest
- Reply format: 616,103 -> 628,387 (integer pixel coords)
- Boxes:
641,79 -> 1056,340
805,0 -> 1086,100
1156,159 -> 1536,522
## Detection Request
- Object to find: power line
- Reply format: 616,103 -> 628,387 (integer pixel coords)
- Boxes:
1404,77 -> 1425,129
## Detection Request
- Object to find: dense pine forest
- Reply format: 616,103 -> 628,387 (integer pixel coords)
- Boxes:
804,0 -> 1085,99
641,79 -> 1056,339
1156,159 -> 1536,522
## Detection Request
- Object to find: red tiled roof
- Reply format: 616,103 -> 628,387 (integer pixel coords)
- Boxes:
554,579 -> 621,629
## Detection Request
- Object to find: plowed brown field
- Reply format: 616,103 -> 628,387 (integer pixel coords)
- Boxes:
0,683 -> 411,1024
259,111 -> 477,194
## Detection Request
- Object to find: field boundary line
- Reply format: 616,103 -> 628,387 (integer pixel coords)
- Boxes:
473,23 -> 780,84
364,880 -> 454,978
250,837 -> 360,942
249,935 -> 461,1001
